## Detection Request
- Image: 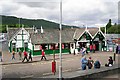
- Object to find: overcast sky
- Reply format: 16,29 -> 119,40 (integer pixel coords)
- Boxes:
0,0 -> 119,27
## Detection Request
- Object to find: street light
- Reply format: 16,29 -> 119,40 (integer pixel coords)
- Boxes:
59,0 -> 62,79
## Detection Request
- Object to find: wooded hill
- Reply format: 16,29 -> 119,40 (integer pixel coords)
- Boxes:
0,15 -> 119,34
0,15 -> 78,32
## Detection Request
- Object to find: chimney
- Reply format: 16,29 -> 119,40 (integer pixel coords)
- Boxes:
41,26 -> 43,33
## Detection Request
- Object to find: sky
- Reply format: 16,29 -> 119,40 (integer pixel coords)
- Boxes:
0,0 -> 119,27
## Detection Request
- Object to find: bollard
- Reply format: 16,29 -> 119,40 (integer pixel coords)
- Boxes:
52,61 -> 56,75
113,53 -> 116,61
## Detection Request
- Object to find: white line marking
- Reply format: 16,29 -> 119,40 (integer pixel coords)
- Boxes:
43,72 -> 52,76
21,75 -> 33,78
62,69 -> 71,72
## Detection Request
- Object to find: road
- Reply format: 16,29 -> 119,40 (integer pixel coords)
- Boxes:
1,52 -> 119,78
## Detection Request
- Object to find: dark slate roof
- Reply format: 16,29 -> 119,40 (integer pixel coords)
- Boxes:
8,28 -> 34,41
73,28 -> 85,40
88,28 -> 99,36
30,28 -> 76,44
8,28 -> 20,40
8,27 -> 102,44
30,29 -> 59,44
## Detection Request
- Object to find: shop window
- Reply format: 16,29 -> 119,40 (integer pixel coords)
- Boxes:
64,43 -> 70,49
50,44 -> 55,50
41,44 -> 48,50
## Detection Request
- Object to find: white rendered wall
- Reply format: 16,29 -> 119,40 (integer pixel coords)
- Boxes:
34,45 -> 40,50
28,43 -> 33,50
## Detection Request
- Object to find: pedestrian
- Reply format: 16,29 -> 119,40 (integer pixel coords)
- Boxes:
90,44 -> 93,52
11,50 -> 15,60
41,49 -> 47,61
93,44 -> 96,53
28,51 -> 32,61
116,45 -> 118,54
85,46 -> 88,54
94,59 -> 101,69
22,50 -> 28,62
118,45 -> 120,54
18,49 -> 22,60
105,56 -> 113,67
0,51 -> 2,62
81,47 -> 86,57
87,57 -> 94,69
81,56 -> 88,70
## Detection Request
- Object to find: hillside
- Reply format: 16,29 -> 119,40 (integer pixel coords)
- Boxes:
0,15 -> 78,32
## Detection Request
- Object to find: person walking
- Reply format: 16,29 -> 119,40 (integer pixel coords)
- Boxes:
41,49 -> 47,61
28,51 -> 32,61
22,50 -> 28,62
81,56 -> 88,70
11,50 -> 15,60
18,49 -> 22,60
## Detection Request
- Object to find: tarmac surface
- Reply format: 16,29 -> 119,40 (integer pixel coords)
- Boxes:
0,41 -> 120,79
1,51 -> 119,79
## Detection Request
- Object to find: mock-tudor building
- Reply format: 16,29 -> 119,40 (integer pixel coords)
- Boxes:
7,27 -> 106,56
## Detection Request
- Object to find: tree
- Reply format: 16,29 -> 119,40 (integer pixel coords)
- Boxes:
106,19 -> 112,33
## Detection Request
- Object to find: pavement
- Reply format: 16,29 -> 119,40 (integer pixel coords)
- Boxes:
1,51 -> 120,78
1,51 -> 119,65
1,51 -> 75,65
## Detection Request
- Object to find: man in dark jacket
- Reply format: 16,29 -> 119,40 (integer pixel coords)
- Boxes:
28,51 -> 32,61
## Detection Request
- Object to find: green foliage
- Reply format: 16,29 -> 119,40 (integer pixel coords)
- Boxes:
108,24 -> 120,34
0,15 -> 78,33
101,24 -> 120,34
106,19 -> 112,33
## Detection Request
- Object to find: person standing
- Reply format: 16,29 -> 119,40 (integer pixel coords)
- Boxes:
118,45 -> 120,54
0,51 -> 2,62
90,44 -> 93,52
81,56 -> 88,70
11,50 -> 15,60
28,51 -> 32,61
116,45 -> 118,54
93,44 -> 96,53
22,50 -> 28,62
41,49 -> 47,61
81,47 -> 86,57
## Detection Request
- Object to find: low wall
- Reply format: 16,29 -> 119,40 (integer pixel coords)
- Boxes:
44,64 -> 120,80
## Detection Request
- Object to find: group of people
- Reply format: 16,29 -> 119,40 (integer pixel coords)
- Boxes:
11,50 -> 32,62
11,49 -> 47,62
90,44 -> 96,53
81,56 -> 114,70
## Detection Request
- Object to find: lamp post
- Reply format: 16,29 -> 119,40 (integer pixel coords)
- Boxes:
59,0 -> 62,79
